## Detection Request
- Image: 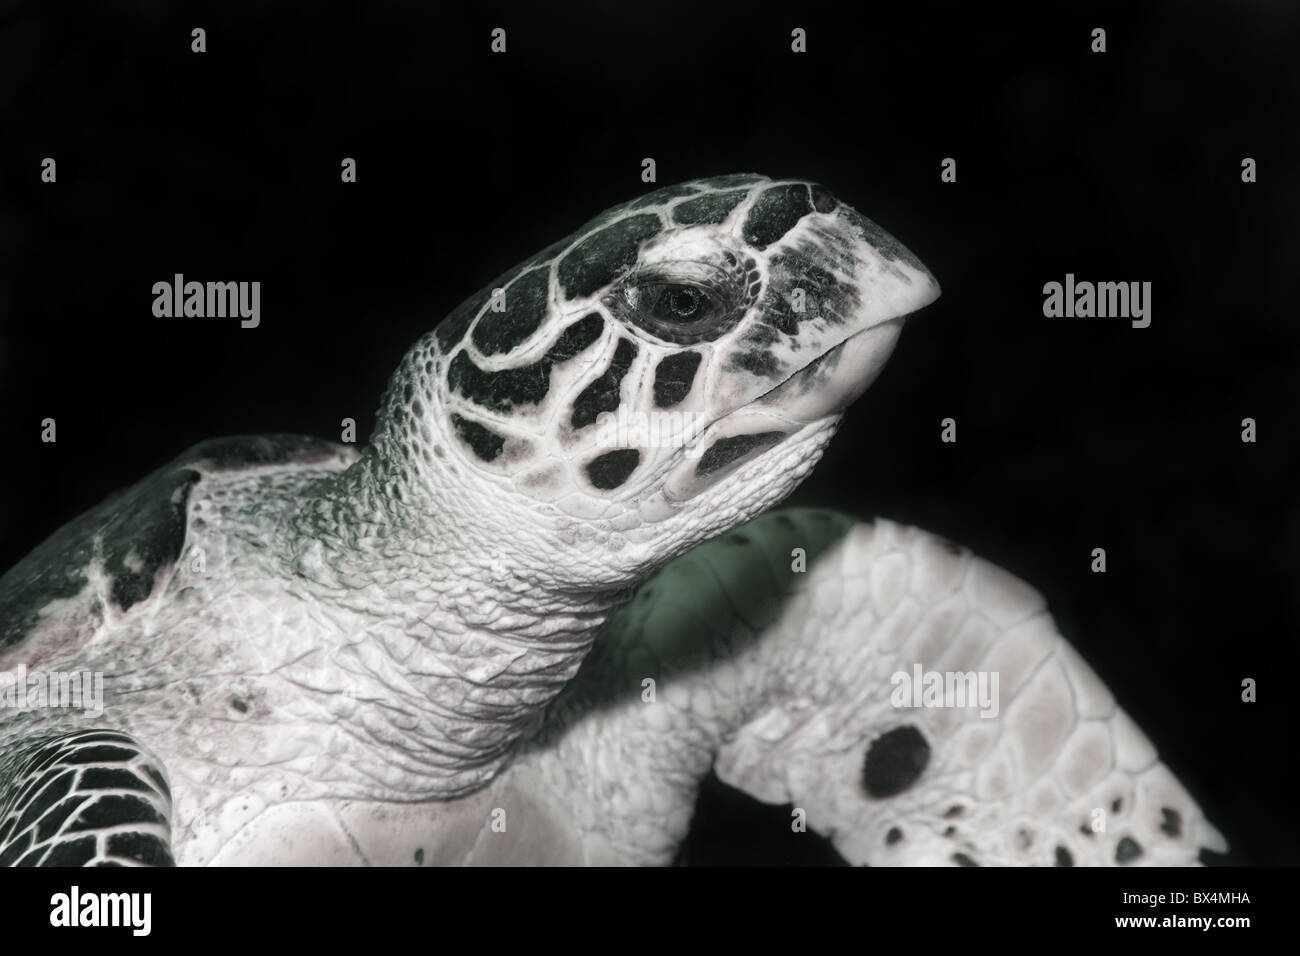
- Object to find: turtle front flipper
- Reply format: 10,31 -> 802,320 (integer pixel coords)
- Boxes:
521,508 -> 1226,866
0,729 -> 174,866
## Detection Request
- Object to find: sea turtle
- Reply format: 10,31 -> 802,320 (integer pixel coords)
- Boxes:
0,174 -> 1225,866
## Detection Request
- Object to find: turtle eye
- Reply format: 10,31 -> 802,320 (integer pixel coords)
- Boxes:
613,279 -> 736,344
648,285 -> 715,323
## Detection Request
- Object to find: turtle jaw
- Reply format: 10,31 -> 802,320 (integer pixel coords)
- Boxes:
751,314 -> 907,424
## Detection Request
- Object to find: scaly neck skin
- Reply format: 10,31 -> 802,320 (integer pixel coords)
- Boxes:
275,390 -> 630,799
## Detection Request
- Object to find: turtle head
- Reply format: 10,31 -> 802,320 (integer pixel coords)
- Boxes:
370,175 -> 939,589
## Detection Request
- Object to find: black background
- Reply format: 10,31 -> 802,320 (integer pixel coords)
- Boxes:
1,0 -> 1296,866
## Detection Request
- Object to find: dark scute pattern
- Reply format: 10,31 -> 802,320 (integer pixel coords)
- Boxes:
652,349 -> 702,410
558,214 -> 662,300
16,844 -> 51,866
66,794 -> 166,832
547,312 -> 605,362
861,725 -> 931,798
571,338 -> 638,429
450,413 -> 505,463
41,836 -> 96,867
447,351 -> 549,413
15,770 -> 76,833
586,450 -> 640,490
447,313 -> 604,414
143,766 -> 170,797
742,183 -> 812,249
0,830 -> 32,866
79,767 -> 155,794
435,286 -> 492,352
470,267 -> 550,356
695,432 -> 784,478
810,183 -> 837,213
36,796 -> 89,842
63,745 -> 137,765
756,248 -> 845,336
106,831 -> 175,866
671,189 -> 749,226
839,205 -> 929,273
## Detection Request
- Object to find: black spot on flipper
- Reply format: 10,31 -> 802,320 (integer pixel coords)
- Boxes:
450,414 -> 505,463
229,697 -> 249,713
41,836 -> 97,867
886,827 -> 903,845
952,852 -> 979,867
652,351 -> 703,407
471,267 -> 550,356
943,825 -> 957,837
105,831 -> 173,865
558,214 -> 662,300
944,804 -> 965,819
1160,807 -> 1182,838
571,338 -> 638,429
672,188 -> 749,226
1111,797 -> 1123,814
415,847 -> 425,864
742,184 -> 813,250
1115,836 -> 1143,864
695,432 -> 784,479
1080,821 -> 1095,837
809,183 -> 837,213
861,725 -> 931,799
1055,845 -> 1074,867
586,450 -> 640,490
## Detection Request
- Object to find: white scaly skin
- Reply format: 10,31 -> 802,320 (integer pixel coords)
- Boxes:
504,511 -> 1228,866
0,175 -> 940,864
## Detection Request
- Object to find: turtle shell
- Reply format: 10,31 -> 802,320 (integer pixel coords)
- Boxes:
0,434 -> 357,667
